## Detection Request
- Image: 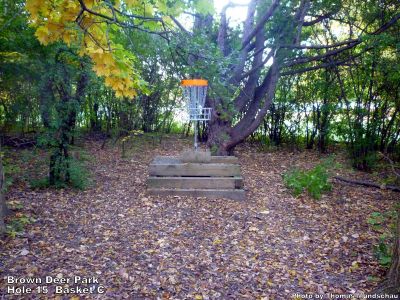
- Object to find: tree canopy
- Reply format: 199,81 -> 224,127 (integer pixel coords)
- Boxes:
24,0 -> 213,97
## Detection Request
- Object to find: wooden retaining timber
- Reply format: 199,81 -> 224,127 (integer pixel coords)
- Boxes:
147,176 -> 244,189
148,188 -> 246,201
147,154 -> 246,200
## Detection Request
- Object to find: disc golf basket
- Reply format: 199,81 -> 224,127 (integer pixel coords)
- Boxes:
181,79 -> 211,150
146,78 -> 245,200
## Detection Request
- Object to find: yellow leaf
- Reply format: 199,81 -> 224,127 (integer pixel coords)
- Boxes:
84,0 -> 95,9
35,26 -> 50,45
125,90 -> 137,98
92,64 -> 106,76
349,261 -> 359,272
213,239 -> 222,245
115,90 -> 124,98
47,22 -> 63,32
62,31 -> 75,46
102,53 -> 115,66
26,0 -> 41,18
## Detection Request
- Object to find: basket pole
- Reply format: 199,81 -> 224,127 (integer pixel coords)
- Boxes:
194,120 -> 198,150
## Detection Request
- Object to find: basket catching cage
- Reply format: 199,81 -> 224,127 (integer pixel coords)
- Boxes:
181,79 -> 211,121
181,79 -> 211,150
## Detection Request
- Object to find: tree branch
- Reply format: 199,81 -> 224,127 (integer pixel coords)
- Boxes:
293,0 -> 310,45
241,0 -> 280,49
282,11 -> 400,68
170,16 -> 191,34
380,152 -> 400,179
279,39 -> 359,50
280,58 -> 351,76
303,12 -> 335,26
229,0 -> 258,84
333,176 -> 400,193
283,41 -> 360,68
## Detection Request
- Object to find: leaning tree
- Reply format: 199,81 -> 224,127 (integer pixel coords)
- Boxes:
177,0 -> 400,155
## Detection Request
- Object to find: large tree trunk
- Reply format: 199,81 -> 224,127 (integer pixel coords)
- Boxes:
208,62 -> 281,155
207,113 -> 233,155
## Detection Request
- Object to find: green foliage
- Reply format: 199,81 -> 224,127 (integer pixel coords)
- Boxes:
374,238 -> 392,267
193,0 -> 214,15
210,144 -> 218,155
1,0 -> 400,175
283,159 -> 334,199
367,209 -> 399,267
29,177 -> 50,189
168,122 -> 185,134
6,214 -> 35,238
67,158 -> 92,190
2,157 -> 20,191
30,152 -> 91,190
349,134 -> 378,171
367,211 -> 385,230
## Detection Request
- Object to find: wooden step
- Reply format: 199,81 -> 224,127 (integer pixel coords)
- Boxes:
152,155 -> 239,164
149,163 -> 241,177
147,176 -> 243,189
147,188 -> 246,201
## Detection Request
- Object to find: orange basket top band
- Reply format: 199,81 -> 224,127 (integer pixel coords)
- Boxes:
181,79 -> 208,86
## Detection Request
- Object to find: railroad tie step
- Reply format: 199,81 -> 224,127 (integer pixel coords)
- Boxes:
147,176 -> 243,189
147,188 -> 246,201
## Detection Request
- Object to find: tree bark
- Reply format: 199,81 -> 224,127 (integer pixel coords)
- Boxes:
207,112 -> 233,155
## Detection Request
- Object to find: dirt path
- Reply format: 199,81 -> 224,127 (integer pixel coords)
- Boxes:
0,137 -> 396,299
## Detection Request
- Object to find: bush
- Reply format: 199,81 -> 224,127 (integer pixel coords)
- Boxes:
67,158 -> 91,190
30,154 -> 91,190
283,161 -> 332,200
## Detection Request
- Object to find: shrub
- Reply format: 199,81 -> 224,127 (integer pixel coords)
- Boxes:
30,155 -> 91,190
67,158 -> 91,190
283,161 -> 332,200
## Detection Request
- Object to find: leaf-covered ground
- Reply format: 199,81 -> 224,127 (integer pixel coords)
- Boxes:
1,136 -> 397,299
